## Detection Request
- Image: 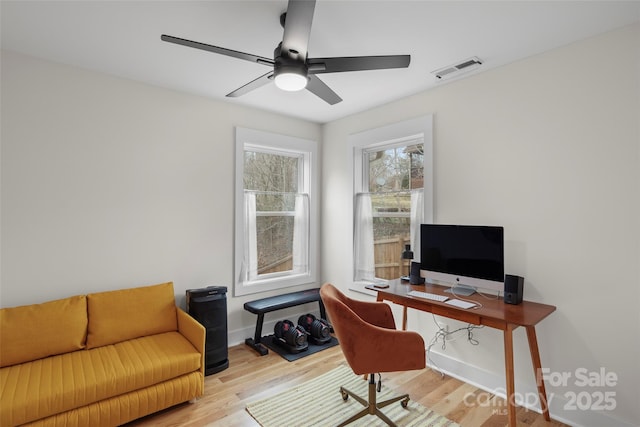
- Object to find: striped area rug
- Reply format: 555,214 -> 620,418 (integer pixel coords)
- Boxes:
246,365 -> 459,427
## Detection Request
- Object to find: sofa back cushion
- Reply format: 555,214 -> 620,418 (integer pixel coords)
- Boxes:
0,295 -> 87,367
86,282 -> 177,349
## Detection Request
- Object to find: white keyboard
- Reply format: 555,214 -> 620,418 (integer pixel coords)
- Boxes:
407,290 -> 449,302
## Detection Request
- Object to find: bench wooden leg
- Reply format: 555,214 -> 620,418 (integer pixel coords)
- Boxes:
319,299 -> 327,320
245,313 -> 269,356
245,338 -> 269,356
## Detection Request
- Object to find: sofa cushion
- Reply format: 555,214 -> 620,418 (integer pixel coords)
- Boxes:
86,282 -> 177,349
0,295 -> 87,368
0,331 -> 201,426
113,332 -> 202,391
22,372 -> 204,427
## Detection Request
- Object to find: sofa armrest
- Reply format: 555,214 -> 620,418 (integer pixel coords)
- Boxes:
177,308 -> 206,376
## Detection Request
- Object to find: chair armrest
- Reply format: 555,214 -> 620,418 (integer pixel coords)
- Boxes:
177,308 -> 206,377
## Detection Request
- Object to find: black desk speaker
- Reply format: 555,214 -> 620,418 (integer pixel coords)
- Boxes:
504,275 -> 524,305
410,261 -> 425,285
186,286 -> 229,375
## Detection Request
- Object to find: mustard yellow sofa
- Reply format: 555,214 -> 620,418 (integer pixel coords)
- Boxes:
0,282 -> 206,426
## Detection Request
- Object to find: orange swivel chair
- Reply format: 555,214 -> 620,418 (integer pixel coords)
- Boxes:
319,283 -> 426,427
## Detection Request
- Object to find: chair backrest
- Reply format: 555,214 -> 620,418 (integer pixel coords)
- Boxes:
320,283 -> 377,346
321,282 -> 396,327
320,283 -> 426,375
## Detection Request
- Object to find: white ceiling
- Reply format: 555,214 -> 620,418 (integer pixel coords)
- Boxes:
2,1 -> 639,124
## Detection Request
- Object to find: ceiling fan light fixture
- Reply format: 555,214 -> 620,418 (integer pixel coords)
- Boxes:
274,70 -> 308,91
161,0 -> 410,104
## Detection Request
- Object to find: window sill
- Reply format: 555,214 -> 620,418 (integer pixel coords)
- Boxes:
348,281 -> 380,298
235,272 -> 315,297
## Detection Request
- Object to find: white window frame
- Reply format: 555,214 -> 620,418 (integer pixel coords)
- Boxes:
348,115 -> 434,292
234,127 -> 318,296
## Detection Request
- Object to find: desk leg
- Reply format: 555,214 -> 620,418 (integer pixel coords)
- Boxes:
526,325 -> 551,421
504,324 -> 516,427
402,306 -> 408,331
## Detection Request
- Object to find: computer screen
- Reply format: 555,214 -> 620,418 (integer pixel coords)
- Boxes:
420,224 -> 504,294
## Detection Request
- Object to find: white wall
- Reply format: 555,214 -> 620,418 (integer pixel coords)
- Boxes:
0,50 -> 323,343
321,24 -> 639,426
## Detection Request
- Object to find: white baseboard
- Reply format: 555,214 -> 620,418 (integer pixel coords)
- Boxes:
427,351 -> 634,427
229,327 -> 251,348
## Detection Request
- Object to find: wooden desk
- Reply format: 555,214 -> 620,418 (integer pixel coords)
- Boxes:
374,281 -> 556,427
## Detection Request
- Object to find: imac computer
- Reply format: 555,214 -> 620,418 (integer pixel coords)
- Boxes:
420,224 -> 504,296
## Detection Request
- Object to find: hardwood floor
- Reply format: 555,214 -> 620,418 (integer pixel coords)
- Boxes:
128,343 -> 569,427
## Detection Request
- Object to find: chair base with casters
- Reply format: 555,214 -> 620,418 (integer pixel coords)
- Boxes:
338,373 -> 409,427
319,283 -> 426,427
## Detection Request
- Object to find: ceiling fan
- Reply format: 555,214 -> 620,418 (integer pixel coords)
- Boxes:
161,0 -> 410,105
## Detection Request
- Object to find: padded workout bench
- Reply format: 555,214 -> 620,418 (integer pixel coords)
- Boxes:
244,288 -> 327,356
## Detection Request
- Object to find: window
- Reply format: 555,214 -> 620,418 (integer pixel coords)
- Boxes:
234,128 -> 318,296
350,116 -> 433,284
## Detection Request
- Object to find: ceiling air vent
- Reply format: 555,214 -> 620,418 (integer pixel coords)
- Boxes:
432,56 -> 483,80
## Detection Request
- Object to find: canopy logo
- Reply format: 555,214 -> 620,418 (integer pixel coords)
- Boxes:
463,367 -> 618,414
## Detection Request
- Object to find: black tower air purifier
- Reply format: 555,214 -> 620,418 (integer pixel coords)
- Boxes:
186,286 -> 229,375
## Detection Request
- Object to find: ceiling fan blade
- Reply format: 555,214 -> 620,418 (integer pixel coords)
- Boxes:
226,71 -> 274,98
307,55 -> 410,74
281,0 -> 316,60
306,75 -> 342,105
161,34 -> 274,67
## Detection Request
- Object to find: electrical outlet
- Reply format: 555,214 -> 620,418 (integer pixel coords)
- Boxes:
442,324 -> 454,341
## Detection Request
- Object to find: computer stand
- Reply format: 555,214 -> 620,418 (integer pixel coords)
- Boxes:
444,284 -> 477,296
